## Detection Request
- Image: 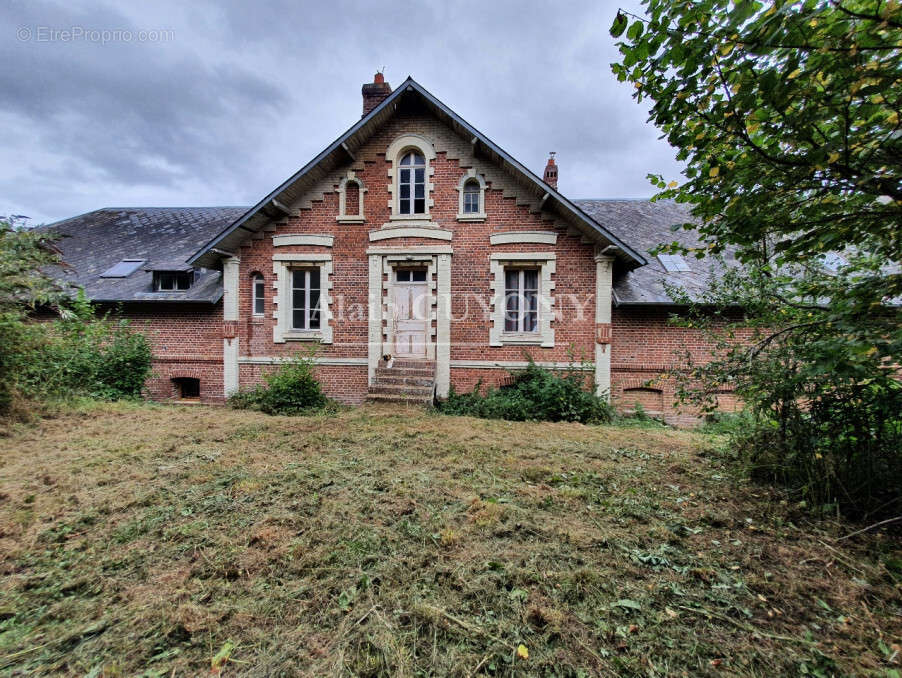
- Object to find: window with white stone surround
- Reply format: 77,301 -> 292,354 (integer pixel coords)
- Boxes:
456,169 -> 487,221
489,253 -> 555,347
272,254 -> 333,344
385,134 -> 436,220
336,171 -> 366,223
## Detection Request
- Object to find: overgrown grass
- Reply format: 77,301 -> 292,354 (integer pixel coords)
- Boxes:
1,402 -> 899,676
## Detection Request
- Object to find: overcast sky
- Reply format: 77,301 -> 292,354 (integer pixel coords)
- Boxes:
2,0 -> 682,226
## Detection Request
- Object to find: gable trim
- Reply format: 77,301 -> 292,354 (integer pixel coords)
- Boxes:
188,78 -> 646,269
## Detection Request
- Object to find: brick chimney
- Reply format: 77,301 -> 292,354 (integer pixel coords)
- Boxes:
362,72 -> 392,117
543,152 -> 558,190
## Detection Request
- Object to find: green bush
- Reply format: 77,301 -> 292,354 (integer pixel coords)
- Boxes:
229,356 -> 329,415
17,304 -> 153,401
438,361 -> 613,424
739,381 -> 902,518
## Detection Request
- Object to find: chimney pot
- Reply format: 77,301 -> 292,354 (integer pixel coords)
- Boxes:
362,72 -> 392,117
543,152 -> 558,190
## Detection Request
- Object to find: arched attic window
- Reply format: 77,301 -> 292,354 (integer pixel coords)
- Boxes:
398,151 -> 426,215
385,134 -> 436,220
456,169 -> 487,221
337,171 -> 366,223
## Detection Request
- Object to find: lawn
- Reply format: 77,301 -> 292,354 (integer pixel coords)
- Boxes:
0,402 -> 899,676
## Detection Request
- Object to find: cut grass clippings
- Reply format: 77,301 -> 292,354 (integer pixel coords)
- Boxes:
0,401 -> 900,676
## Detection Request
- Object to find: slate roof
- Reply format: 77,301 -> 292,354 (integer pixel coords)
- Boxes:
43,207 -> 246,303
43,201 -> 726,306
575,199 -> 736,305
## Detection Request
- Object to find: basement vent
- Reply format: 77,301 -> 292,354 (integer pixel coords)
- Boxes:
100,259 -> 145,278
657,253 -> 691,272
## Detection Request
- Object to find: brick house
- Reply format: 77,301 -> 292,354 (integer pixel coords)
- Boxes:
48,75 -> 738,421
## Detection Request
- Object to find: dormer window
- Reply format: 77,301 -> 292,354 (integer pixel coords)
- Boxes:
398,151 -> 426,215
154,270 -> 194,291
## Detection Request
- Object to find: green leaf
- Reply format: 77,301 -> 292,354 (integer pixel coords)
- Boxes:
610,12 -> 628,37
627,20 -> 644,41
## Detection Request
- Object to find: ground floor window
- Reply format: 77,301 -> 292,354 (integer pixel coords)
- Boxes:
252,274 -> 265,316
504,268 -> 539,333
272,255 -> 333,344
489,253 -> 555,347
172,377 -> 200,400
291,268 -> 321,330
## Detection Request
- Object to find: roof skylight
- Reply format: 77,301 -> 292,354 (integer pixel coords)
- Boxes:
100,259 -> 145,278
657,253 -> 691,272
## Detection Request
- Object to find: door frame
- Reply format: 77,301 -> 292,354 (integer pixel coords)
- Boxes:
385,258 -> 435,360
391,266 -> 430,358
367,246 -> 451,396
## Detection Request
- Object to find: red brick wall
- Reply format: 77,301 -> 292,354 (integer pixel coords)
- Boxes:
611,306 -> 745,424
115,303 -> 225,403
238,363 -> 368,404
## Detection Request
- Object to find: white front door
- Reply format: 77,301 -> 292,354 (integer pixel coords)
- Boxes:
392,269 -> 429,358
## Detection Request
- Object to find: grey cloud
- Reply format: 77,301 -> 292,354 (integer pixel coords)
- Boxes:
1,0 -> 681,225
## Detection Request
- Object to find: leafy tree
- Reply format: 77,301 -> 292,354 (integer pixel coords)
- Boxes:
0,218 -> 69,409
611,1 -> 902,517
0,218 -> 152,408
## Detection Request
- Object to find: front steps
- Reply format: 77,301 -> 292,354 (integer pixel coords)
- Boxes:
367,359 -> 436,405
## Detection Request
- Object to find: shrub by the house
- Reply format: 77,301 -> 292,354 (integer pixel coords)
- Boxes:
438,361 -> 613,424
229,356 -> 330,415
16,295 -> 153,401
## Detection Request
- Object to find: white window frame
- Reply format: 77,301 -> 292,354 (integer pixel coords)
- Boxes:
290,268 -> 321,331
252,273 -> 265,316
503,268 -> 540,334
456,169 -> 487,221
489,253 -> 555,347
385,134 -> 436,221
272,254 -> 333,344
397,151 -> 427,216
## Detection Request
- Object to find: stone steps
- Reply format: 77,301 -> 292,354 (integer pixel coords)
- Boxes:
367,359 -> 436,405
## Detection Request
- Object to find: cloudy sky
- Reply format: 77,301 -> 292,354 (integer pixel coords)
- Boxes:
2,0 -> 682,226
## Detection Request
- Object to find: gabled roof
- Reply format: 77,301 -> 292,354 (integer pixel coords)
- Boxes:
188,77 -> 646,269
43,207 -> 246,303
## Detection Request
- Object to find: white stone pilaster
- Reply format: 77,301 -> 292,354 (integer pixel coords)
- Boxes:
435,253 -> 452,398
367,254 -> 383,385
594,254 -> 615,400
222,256 -> 240,397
